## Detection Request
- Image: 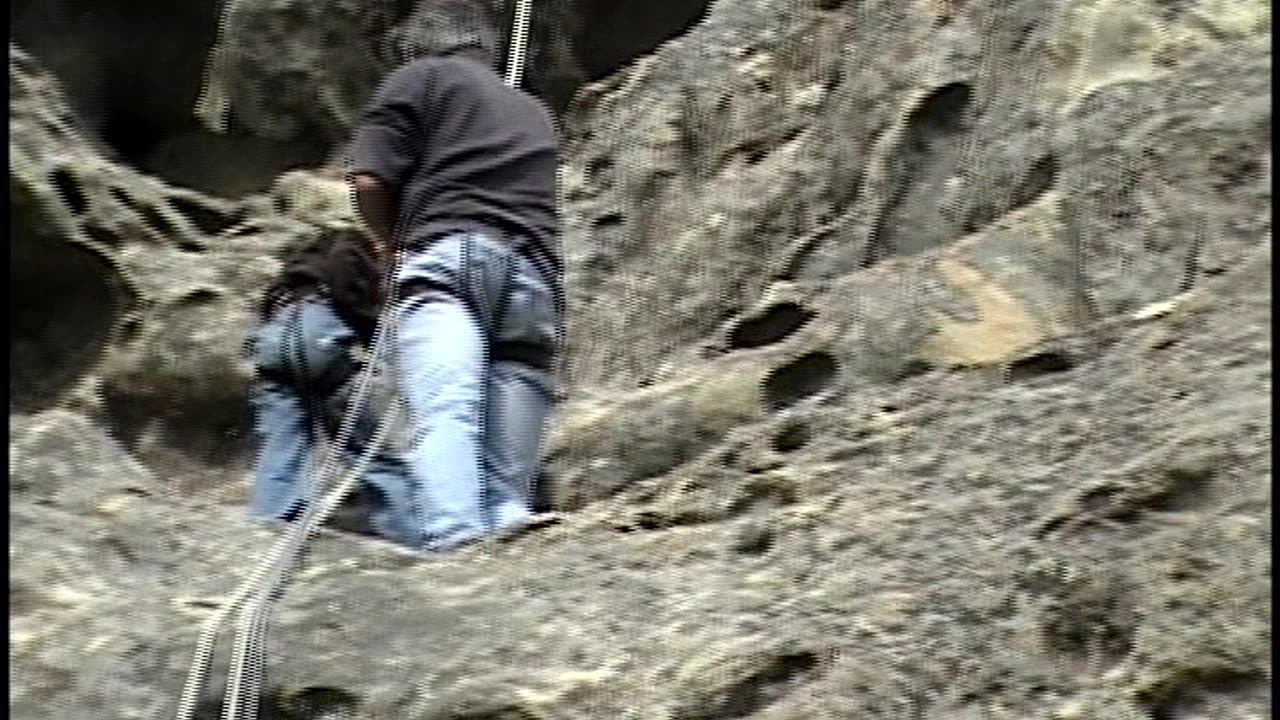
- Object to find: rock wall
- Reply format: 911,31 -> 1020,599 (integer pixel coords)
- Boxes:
9,0 -> 1271,718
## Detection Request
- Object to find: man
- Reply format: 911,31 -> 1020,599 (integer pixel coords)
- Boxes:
247,225 -> 418,547
347,38 -> 563,551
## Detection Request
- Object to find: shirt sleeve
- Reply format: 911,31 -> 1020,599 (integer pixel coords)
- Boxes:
349,61 -> 431,188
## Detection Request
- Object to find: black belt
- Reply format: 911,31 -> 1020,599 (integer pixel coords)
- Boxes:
514,236 -> 563,280
407,222 -> 562,278
492,341 -> 553,371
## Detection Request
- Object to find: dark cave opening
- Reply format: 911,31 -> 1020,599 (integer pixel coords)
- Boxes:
10,186 -> 126,415
574,0 -> 714,80
11,0 -> 331,198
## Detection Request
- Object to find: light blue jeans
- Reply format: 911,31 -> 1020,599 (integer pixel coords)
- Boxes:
248,296 -> 419,547
391,229 -> 560,551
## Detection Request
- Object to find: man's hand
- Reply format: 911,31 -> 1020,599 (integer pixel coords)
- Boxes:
348,172 -> 396,254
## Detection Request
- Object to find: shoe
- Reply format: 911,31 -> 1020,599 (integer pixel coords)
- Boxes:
490,512 -> 563,545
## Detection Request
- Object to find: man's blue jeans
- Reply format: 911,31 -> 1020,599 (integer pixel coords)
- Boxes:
248,297 -> 419,547
391,229 -> 559,551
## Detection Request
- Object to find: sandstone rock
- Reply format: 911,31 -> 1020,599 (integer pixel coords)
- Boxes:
10,45 -> 334,492
193,0 -> 585,143
270,170 -> 361,228
11,210 -> 1273,720
5,239 -> 1251,719
558,0 -> 1271,391
193,0 -> 394,141
11,3 -> 332,198
9,409 -> 160,513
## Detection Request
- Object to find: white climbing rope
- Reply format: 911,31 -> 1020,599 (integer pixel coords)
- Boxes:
505,0 -> 535,88
174,4 -> 538,719
174,312 -> 402,720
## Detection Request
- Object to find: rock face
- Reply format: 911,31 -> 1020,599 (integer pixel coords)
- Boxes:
8,0 -> 1271,719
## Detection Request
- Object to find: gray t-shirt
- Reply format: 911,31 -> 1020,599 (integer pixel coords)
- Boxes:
350,55 -> 561,266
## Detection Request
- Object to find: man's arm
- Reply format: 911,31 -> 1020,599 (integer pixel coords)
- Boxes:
349,173 -> 396,253
347,60 -> 430,251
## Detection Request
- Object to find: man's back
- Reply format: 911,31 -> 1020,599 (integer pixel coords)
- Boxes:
351,55 -> 560,260
346,52 -> 564,552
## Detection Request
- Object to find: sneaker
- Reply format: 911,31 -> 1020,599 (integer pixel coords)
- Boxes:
490,512 -> 563,545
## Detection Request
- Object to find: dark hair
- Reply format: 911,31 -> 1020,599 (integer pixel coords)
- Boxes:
259,225 -> 373,319
316,224 -> 381,259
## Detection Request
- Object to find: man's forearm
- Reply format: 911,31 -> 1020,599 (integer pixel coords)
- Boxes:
349,173 -> 396,252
